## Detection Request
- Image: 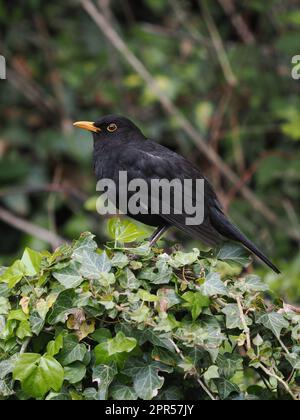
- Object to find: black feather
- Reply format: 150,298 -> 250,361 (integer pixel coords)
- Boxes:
210,208 -> 280,274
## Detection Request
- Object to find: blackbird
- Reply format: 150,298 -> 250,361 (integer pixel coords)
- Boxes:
74,115 -> 280,274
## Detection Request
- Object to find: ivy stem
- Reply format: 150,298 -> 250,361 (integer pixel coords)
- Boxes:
258,363 -> 297,401
170,339 -> 217,401
277,337 -> 290,356
196,377 -> 216,401
236,295 -> 251,351
20,338 -> 31,354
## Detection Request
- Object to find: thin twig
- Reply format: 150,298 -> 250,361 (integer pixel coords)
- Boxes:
170,339 -> 217,400
20,338 -> 31,354
218,0 -> 256,45
196,377 -> 217,401
201,0 -> 238,87
236,295 -> 251,351
258,363 -> 297,401
0,205 -> 67,249
0,183 -> 87,202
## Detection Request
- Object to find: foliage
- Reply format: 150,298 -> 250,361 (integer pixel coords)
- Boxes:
0,220 -> 299,400
0,0 -> 300,300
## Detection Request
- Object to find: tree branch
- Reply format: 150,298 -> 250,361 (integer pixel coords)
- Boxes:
0,205 -> 67,249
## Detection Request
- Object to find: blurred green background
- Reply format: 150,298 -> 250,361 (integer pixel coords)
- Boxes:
0,0 -> 300,300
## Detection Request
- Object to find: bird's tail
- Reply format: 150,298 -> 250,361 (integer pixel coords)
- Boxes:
210,209 -> 280,274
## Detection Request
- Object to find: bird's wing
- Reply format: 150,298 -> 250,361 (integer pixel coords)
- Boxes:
117,140 -> 223,247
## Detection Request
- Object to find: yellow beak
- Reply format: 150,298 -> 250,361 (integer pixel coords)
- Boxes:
73,121 -> 101,133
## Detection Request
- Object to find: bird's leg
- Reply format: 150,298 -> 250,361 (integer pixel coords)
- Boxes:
149,225 -> 169,247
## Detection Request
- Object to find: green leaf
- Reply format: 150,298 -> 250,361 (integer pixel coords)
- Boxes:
168,249 -> 200,268
57,335 -> 87,366
8,309 -> 28,321
0,297 -> 10,315
124,360 -> 165,400
286,354 -> 300,370
94,342 -> 127,367
48,290 -> 75,324
111,252 -> 129,268
64,362 -> 86,384
92,362 -> 117,400
137,289 -> 158,302
213,378 -> 240,400
200,272 -> 229,297
13,354 -> 64,398
107,332 -> 137,355
242,275 -> 269,292
30,312 -> 45,335
16,320 -> 32,340
111,384 -> 138,400
72,232 -> 97,258
0,260 -> 26,289
217,243 -> 250,266
119,268 -> 141,290
182,291 -> 210,320
256,312 -> 289,339
0,378 -> 14,397
92,328 -> 112,343
76,250 -> 111,280
107,218 -> 145,243
47,334 -> 64,357
0,354 -> 19,379
222,304 -> 252,330
217,353 -> 243,379
21,248 -> 42,276
53,262 -> 83,289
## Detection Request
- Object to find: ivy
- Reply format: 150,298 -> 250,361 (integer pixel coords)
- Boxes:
0,227 -> 299,400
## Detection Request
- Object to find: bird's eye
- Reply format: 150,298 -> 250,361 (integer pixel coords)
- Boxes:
107,123 -> 118,133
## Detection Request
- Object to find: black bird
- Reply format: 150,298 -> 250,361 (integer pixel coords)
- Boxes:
74,115 -> 280,274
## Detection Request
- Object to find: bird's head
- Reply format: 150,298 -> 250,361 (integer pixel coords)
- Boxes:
73,115 -> 144,142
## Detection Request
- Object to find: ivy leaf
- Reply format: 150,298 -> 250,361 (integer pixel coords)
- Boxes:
108,218 -> 146,243
0,378 -> 14,397
216,243 -> 250,266
0,354 -> 19,379
76,250 -> 111,280
0,260 -> 26,289
168,249 -> 200,268
47,334 -> 64,357
53,262 -> 83,289
13,354 -> 64,398
92,362 -> 117,400
182,291 -> 210,320
213,378 -> 240,400
242,275 -> 269,292
111,252 -> 129,268
30,312 -> 45,335
48,290 -> 76,324
286,354 -> 300,370
222,304 -> 252,330
217,353 -> 243,379
21,248 -> 42,276
57,335 -> 87,366
64,362 -> 86,384
123,360 -> 165,400
119,268 -> 141,290
0,297 -> 10,315
72,232 -> 97,258
200,272 -> 229,297
111,384 -> 138,400
256,312 -> 289,339
107,332 -> 137,355
16,320 -> 32,340
92,328 -> 112,344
